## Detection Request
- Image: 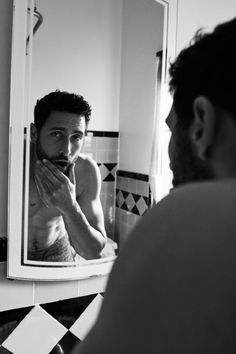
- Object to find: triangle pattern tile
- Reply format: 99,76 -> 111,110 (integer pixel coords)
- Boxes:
50,331 -> 80,354
131,205 -> 140,216
41,295 -> 97,329
132,193 -> 141,203
0,347 -> 12,354
143,195 -> 150,207
0,306 -> 34,345
98,164 -> 107,181
103,163 -> 117,172
121,201 -> 129,211
121,190 -> 129,199
2,305 -> 67,354
103,173 -> 115,182
70,294 -> 103,341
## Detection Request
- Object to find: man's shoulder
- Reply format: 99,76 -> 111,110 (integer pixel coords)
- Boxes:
157,178 -> 236,223
123,178 -> 236,261
75,154 -> 99,176
74,154 -> 101,194
168,177 -> 236,208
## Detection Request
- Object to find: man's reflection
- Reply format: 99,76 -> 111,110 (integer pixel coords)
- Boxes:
28,90 -> 107,262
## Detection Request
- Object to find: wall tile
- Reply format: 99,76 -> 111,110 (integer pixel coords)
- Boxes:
78,275 -> 109,298
0,279 -> 34,312
115,170 -> 152,247
70,294 -> 103,341
34,280 -> 79,305
2,305 -> 67,354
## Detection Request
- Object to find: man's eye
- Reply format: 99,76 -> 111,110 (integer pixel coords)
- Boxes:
73,134 -> 82,141
51,132 -> 61,138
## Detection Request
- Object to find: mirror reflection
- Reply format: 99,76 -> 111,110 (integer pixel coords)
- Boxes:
28,90 -> 114,262
20,0 -> 166,269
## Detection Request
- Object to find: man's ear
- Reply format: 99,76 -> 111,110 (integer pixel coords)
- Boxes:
190,96 -> 216,160
30,123 -> 37,143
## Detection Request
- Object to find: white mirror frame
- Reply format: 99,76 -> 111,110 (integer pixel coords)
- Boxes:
7,0 -> 177,281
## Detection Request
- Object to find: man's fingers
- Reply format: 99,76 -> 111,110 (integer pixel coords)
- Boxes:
34,174 -> 51,207
68,163 -> 76,184
40,159 -> 71,183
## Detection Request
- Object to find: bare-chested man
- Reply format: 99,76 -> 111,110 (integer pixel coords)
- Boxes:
28,90 -> 107,262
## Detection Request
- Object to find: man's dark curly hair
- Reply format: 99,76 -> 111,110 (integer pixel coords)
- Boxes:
169,17 -> 236,128
34,90 -> 92,131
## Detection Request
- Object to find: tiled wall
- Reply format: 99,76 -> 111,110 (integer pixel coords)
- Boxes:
0,294 -> 103,353
115,170 -> 152,247
83,131 -> 119,240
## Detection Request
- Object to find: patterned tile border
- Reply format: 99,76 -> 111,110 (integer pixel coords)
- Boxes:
115,170 -> 152,216
0,294 -> 102,353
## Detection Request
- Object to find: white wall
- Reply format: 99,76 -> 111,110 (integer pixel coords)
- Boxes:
31,0 -> 123,131
118,0 -> 164,174
176,0 -> 236,54
0,0 -> 13,237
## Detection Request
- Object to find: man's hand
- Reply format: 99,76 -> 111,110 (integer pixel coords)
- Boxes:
34,159 -> 77,214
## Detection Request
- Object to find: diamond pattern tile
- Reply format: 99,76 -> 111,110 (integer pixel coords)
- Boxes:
126,193 -> 135,211
116,189 -> 150,216
1,295 -> 104,354
70,294 -> 103,341
116,190 -> 124,208
2,306 -> 67,354
136,196 -> 149,216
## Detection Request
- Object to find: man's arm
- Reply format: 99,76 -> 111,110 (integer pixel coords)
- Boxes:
34,158 -> 107,259
63,157 -> 107,259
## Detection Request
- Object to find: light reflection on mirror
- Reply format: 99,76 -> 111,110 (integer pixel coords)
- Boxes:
22,0 -> 165,269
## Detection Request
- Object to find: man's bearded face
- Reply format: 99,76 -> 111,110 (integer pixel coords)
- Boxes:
167,107 -> 214,187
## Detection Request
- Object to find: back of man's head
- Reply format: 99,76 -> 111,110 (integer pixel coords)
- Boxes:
169,17 -> 236,128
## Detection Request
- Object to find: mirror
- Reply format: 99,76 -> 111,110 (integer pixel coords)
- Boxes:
8,0 -> 177,280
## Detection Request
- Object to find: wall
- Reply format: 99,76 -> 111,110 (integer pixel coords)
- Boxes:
0,0 -> 12,238
118,0 -> 164,175
31,0 -> 123,131
176,0 -> 236,54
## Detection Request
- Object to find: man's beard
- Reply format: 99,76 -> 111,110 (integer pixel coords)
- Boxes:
36,142 -> 72,176
171,126 -> 214,188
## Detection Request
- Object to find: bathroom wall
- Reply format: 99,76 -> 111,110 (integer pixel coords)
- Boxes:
176,0 -> 236,54
0,0 -> 12,239
118,0 -> 164,175
114,0 -> 164,245
31,0 -> 123,131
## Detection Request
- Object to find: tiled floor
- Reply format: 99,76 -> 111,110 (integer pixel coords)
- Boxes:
0,294 -> 103,354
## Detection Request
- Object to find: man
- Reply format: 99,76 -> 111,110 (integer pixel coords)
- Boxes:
28,90 -> 107,262
73,17 -> 236,353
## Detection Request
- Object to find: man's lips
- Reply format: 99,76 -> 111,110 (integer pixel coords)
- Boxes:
53,160 -> 70,170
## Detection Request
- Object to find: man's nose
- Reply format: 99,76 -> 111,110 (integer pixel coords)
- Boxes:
59,138 -> 71,156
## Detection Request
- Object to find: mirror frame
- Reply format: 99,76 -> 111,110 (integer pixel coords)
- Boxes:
7,0 -> 177,281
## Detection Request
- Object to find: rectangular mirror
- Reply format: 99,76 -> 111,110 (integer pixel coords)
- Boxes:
7,0 -> 177,280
